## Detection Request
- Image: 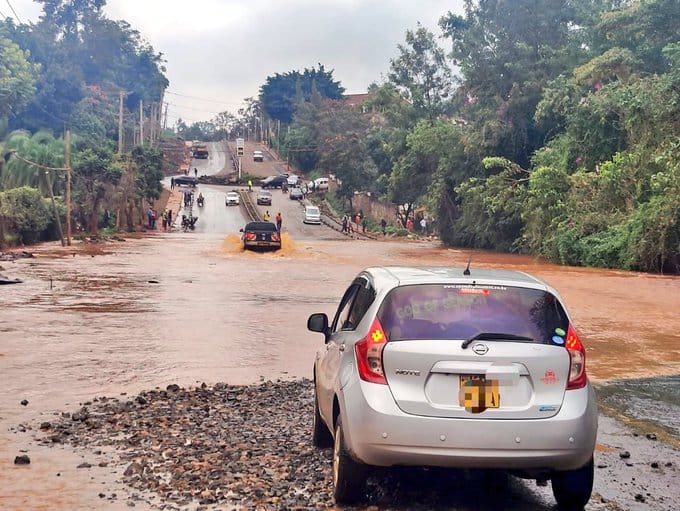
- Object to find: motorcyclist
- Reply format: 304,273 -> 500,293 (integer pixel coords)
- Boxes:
198,192 -> 204,205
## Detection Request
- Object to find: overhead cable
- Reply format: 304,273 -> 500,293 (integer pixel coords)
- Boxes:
5,0 -> 21,23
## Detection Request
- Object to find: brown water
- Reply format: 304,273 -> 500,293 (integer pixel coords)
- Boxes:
1,234 -> 679,509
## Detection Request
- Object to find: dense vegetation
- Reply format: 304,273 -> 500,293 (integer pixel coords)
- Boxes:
269,0 -> 679,273
0,0 -> 168,245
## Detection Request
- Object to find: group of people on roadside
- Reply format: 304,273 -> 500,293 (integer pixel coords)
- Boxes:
341,211 -> 367,234
147,206 -> 173,231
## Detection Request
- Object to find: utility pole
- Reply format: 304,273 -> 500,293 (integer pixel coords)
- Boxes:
163,102 -> 168,131
139,99 -> 144,145
65,129 -> 72,246
118,90 -> 125,154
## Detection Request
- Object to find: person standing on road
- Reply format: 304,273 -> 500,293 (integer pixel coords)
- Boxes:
361,216 -> 367,233
194,168 -> 198,177
171,177 -> 175,189
420,217 -> 427,234
276,212 -> 282,232
381,218 -> 387,235
248,179 -> 252,192
341,215 -> 348,234
264,210 -> 271,221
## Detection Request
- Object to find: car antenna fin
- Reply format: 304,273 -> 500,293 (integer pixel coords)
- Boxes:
463,257 -> 472,276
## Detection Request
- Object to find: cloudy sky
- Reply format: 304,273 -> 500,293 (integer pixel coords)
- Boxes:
9,0 -> 464,126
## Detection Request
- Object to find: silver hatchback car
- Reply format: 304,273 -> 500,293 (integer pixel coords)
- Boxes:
308,266 -> 597,507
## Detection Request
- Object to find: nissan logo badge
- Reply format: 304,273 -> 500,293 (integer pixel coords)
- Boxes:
472,343 -> 489,355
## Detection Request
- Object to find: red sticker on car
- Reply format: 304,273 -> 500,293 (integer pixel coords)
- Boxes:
540,370 -> 558,384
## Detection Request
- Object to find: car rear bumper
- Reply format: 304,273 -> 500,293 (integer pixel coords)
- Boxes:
338,379 -> 597,472
244,240 -> 281,250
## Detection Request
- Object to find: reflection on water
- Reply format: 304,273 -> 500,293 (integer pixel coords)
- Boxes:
1,234 -> 679,438
596,375 -> 680,440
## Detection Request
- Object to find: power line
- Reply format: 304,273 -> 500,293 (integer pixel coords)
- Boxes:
5,0 -> 21,23
165,90 -> 247,106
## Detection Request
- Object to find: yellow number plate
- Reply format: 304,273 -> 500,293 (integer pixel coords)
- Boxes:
459,375 -> 500,413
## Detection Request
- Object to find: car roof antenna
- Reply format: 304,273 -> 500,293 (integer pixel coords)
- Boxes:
463,257 -> 472,276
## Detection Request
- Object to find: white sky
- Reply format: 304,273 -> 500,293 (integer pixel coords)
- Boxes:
10,0 -> 464,125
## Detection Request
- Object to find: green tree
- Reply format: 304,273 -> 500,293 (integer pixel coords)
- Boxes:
0,36 -> 39,118
0,186 -> 50,243
72,141 -> 121,233
259,65 -> 344,123
388,23 -> 452,121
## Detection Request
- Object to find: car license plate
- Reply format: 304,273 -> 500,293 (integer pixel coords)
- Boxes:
459,375 -> 500,413
257,241 -> 269,246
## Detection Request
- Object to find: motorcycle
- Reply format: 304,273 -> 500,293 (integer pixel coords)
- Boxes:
197,195 -> 205,207
181,214 -> 198,232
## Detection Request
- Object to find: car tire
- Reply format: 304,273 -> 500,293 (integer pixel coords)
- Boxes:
333,415 -> 366,504
312,388 -> 333,448
551,458 -> 594,509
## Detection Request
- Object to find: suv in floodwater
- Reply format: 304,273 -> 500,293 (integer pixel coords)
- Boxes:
308,266 -> 597,507
240,221 -> 281,251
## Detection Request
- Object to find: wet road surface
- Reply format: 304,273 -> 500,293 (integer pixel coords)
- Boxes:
1,200 -> 679,509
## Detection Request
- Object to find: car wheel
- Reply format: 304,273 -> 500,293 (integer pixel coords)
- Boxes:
333,415 -> 366,504
312,387 -> 333,448
551,458 -> 594,509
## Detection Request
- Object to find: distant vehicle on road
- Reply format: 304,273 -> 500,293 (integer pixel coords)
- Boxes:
193,144 -> 209,159
287,174 -> 299,187
256,190 -> 272,205
260,175 -> 288,189
253,150 -> 264,162
174,175 -> 198,187
303,205 -> 321,224
225,191 -> 240,206
240,221 -> 281,251
313,177 -> 329,190
289,187 -> 304,200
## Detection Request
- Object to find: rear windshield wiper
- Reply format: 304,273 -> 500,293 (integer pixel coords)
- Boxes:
461,332 -> 534,349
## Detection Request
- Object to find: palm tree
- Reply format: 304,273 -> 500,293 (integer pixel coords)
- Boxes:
1,130 -> 66,244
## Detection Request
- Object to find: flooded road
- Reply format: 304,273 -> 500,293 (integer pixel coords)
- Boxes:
1,230 -> 679,509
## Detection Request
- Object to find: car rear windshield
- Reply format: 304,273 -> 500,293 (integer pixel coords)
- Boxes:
306,207 -> 319,214
378,284 -> 569,344
245,222 -> 277,231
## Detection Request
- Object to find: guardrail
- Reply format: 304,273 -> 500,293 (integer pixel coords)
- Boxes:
239,190 -> 260,222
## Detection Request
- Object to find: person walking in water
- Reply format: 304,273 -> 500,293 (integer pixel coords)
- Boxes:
275,212 -> 282,232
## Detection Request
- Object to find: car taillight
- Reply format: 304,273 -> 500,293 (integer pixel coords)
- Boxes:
355,318 -> 388,385
245,232 -> 256,241
565,324 -> 587,390
271,232 -> 281,242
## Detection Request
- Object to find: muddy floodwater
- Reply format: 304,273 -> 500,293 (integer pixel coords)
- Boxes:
1,232 -> 679,509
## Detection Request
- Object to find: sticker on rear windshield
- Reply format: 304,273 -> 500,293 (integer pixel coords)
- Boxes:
444,285 -> 507,291
554,327 -> 566,337
458,288 -> 490,295
552,335 -> 565,345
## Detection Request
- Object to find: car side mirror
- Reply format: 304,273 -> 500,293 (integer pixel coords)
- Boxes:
307,313 -> 330,342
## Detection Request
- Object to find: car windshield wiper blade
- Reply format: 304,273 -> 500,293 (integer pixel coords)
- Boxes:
461,332 -> 534,349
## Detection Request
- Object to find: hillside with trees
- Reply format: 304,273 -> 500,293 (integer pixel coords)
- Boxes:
0,0 -> 168,245
265,0 -> 679,273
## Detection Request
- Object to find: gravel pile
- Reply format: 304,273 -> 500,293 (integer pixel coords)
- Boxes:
34,379 -> 679,510
39,379 -> 335,510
